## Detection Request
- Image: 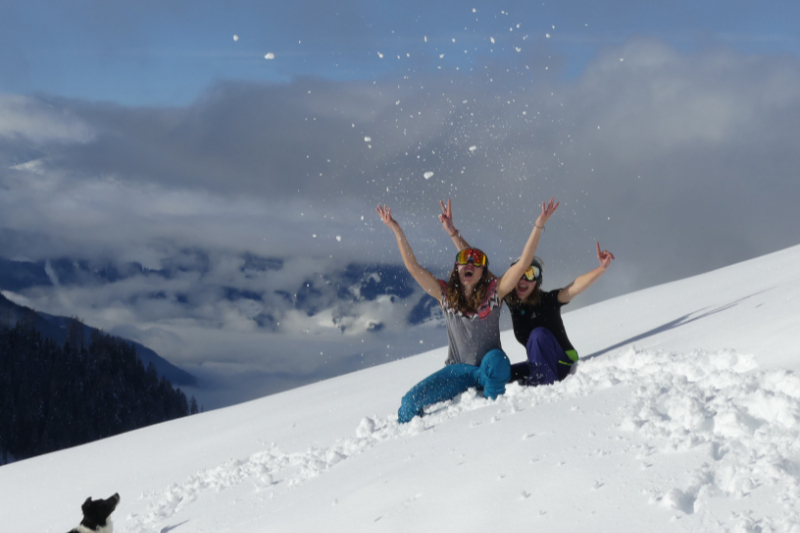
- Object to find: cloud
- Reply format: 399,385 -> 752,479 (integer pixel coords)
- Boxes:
4,37 -> 800,281
3,37 -> 800,406
4,39 -> 800,275
0,94 -> 95,144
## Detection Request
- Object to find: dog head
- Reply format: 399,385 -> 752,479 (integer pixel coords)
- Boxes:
79,493 -> 120,531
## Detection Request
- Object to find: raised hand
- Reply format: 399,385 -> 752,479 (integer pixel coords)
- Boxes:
376,204 -> 399,230
438,199 -> 457,235
536,197 -> 560,228
596,242 -> 615,270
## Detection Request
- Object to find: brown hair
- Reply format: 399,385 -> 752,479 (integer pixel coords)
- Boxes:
504,281 -> 542,307
504,256 -> 544,307
444,266 -> 493,313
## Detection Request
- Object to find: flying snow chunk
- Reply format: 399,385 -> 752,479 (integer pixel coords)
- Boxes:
424,36 -> 428,43
424,172 -> 434,180
545,33 -> 551,39
377,52 -> 384,58
364,136 -> 372,142
490,37 -> 495,44
515,47 -> 522,52
336,236 -> 342,242
233,35 -> 239,41
264,53 -> 275,60
469,146 -> 477,152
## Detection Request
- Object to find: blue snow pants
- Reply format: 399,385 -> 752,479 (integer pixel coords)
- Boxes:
509,327 -> 576,386
397,349 -> 511,424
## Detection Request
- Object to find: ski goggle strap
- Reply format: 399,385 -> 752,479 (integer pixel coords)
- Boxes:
521,265 -> 541,282
455,248 -> 488,267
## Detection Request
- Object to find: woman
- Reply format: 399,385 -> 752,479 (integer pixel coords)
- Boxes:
438,199 -> 614,386
376,198 -> 559,423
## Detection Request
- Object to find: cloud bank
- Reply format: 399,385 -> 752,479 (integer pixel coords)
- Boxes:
2,38 -> 800,406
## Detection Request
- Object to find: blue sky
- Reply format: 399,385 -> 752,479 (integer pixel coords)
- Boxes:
2,0 -> 800,405
3,0 -> 798,105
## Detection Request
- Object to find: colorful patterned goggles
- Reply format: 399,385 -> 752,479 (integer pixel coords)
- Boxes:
521,265 -> 541,282
455,248 -> 488,267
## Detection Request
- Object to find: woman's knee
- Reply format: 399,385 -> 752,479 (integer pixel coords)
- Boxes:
528,327 -> 558,345
481,349 -> 511,379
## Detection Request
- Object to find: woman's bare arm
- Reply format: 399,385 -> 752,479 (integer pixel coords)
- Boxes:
376,204 -> 443,300
497,198 -> 559,299
558,242 -> 615,303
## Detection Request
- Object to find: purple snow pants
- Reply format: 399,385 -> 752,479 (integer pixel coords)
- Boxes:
509,327 -> 572,386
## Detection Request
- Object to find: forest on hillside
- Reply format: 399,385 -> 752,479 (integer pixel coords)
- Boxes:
0,322 -> 197,464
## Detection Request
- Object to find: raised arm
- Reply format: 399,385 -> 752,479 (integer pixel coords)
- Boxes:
376,204 -> 443,300
438,199 -> 471,251
439,199 -> 500,279
558,242 -> 615,303
496,197 -> 559,299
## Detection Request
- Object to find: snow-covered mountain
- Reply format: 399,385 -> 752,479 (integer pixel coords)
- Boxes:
0,253 -> 444,407
3,243 -> 800,532
0,253 -> 440,333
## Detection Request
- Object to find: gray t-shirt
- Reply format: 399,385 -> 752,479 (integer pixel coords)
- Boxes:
439,279 -> 503,366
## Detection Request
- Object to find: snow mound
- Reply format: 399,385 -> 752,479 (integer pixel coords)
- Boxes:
122,346 -> 800,532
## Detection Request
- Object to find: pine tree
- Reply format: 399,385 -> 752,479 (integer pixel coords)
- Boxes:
0,323 -> 193,463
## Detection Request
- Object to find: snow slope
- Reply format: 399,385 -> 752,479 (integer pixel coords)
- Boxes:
2,244 -> 800,532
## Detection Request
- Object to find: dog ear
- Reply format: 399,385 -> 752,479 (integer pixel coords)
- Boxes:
82,497 -> 92,511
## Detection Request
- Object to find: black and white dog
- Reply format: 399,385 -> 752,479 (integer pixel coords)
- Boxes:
68,493 -> 120,533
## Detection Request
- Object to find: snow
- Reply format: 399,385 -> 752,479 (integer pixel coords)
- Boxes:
264,53 -> 275,60
3,244 -> 800,532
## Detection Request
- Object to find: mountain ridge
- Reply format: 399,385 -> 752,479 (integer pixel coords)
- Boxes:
0,291 -> 196,386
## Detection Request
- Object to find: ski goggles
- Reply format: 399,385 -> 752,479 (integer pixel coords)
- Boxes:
455,248 -> 488,267
521,264 -> 541,282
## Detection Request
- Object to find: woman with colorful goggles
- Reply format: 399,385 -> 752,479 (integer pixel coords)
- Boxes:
454,248 -> 488,267
519,264 -> 541,282
440,198 -> 614,387
376,197 -> 558,424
